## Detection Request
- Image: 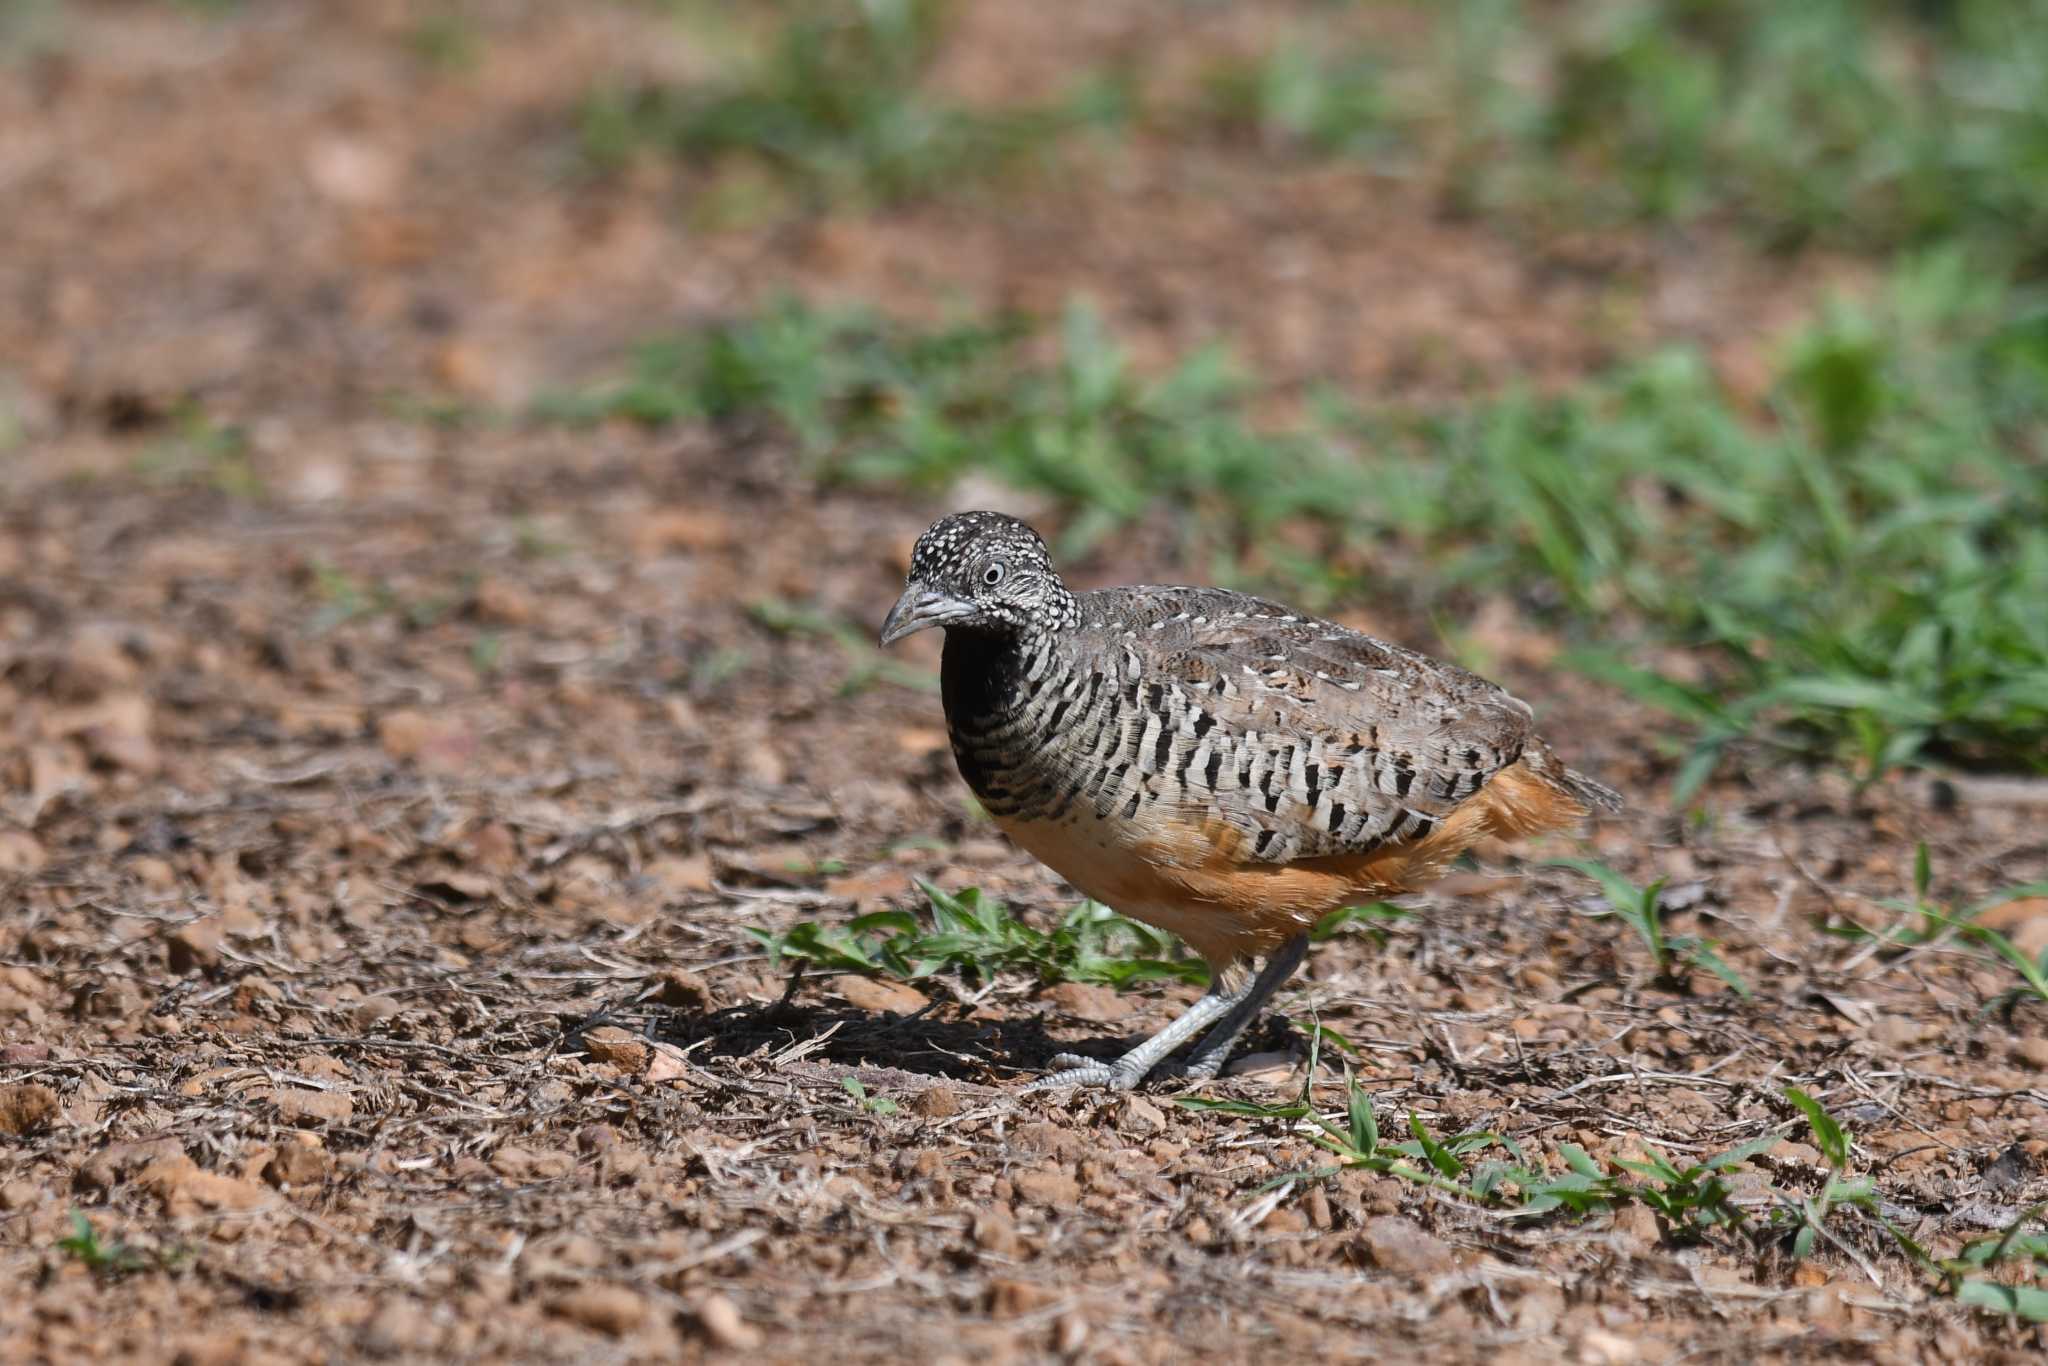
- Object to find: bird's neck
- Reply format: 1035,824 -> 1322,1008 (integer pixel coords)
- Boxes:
938,623 -> 1061,730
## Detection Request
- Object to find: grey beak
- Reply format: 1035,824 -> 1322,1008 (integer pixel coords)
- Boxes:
879,583 -> 974,646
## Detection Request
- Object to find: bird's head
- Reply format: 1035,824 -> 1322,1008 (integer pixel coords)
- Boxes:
879,511 -> 1077,645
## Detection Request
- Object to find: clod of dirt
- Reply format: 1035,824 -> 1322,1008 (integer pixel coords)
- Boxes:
66,694 -> 161,774
491,1145 -> 574,1181
972,1209 -> 1020,1255
1010,1163 -> 1081,1208
0,1082 -> 60,1136
988,1279 -> 1059,1318
1871,1015 -> 1931,1048
0,830 -> 46,874
0,967 -> 50,1020
645,1043 -> 693,1084
375,709 -> 476,774
655,970 -> 713,1011
1114,1095 -> 1166,1137
263,1086 -> 354,1126
1577,1327 -> 1644,1365
828,974 -> 929,1014
138,1155 -> 275,1216
1355,1216 -> 1455,1278
547,1284 -> 648,1337
1042,981 -> 1131,1022
304,135 -> 400,207
646,854 -> 715,898
1054,1314 -> 1089,1355
2014,1038 -> 2048,1070
1011,1121 -> 1082,1160
909,1087 -> 959,1120
361,1297 -> 439,1358
167,919 -> 224,973
263,1144 -> 329,1189
74,1137 -> 183,1192
582,1027 -> 651,1072
691,1294 -> 761,1350
1613,1202 -> 1661,1247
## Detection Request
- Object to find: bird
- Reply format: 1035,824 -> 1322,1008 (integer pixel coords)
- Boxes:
879,510 -> 1621,1090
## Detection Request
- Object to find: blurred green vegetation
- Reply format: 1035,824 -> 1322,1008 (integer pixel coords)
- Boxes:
580,0 -> 1126,206
547,248 -> 2048,791
546,0 -> 2048,795
1196,41 -> 1391,158
1201,0 -> 2048,266
597,0 -> 2048,261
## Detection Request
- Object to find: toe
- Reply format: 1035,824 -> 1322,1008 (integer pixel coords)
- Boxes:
1026,1057 -> 1152,1092
1025,1063 -> 1112,1091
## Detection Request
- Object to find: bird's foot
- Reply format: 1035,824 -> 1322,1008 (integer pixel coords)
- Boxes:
1024,1051 -> 1156,1092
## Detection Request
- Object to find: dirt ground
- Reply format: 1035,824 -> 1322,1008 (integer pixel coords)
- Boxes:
2,4 -> 2044,1363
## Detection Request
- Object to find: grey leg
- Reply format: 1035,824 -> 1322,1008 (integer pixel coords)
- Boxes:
1177,934 -> 1309,1080
1027,977 -> 1253,1092
1026,934 -> 1310,1092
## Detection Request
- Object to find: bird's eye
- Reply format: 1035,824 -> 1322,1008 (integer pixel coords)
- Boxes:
982,562 -> 1006,587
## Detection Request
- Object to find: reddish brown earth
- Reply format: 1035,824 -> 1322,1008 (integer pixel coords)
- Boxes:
1,4 -> 2042,1362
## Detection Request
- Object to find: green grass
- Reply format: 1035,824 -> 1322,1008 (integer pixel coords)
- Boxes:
1193,1059 -> 2048,1321
1554,859 -> 1750,997
55,1211 -> 185,1276
133,404 -> 262,499
546,257 -> 2048,791
579,0 -> 1124,207
1827,844 -> 2048,1014
302,563 -> 465,634
840,1075 -> 898,1115
406,12 -> 482,73
1195,42 -> 1389,159
755,881 -> 1399,994
1192,0 -> 2048,268
751,881 -> 1207,991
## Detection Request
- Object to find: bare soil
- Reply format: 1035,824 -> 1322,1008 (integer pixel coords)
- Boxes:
2,5 -> 2043,1363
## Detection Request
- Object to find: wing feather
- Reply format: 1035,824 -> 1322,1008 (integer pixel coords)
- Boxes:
1075,587 -> 1535,865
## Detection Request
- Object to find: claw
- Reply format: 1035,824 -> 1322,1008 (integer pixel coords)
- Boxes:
1025,1053 -> 1152,1092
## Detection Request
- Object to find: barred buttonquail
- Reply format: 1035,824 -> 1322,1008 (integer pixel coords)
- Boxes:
881,511 -> 1621,1090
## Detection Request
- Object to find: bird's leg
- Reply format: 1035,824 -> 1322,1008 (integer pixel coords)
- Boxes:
1027,934 -> 1311,1091
1175,933 -> 1309,1081
1028,976 -> 1255,1092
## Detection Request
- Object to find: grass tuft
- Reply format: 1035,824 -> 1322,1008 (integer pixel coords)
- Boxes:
750,881 -> 1207,991
1195,1066 -> 2048,1320
549,260 -> 2048,789
1201,0 -> 2048,267
580,0 -> 1122,207
1554,859 -> 1750,997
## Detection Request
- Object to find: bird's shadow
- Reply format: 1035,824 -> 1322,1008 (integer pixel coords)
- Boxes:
645,997 -> 1080,1081
626,995 -> 1300,1084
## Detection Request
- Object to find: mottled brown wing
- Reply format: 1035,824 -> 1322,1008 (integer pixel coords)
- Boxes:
1075,586 -> 1534,864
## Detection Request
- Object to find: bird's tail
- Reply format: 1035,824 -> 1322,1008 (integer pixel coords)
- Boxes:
1520,741 -> 1623,816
